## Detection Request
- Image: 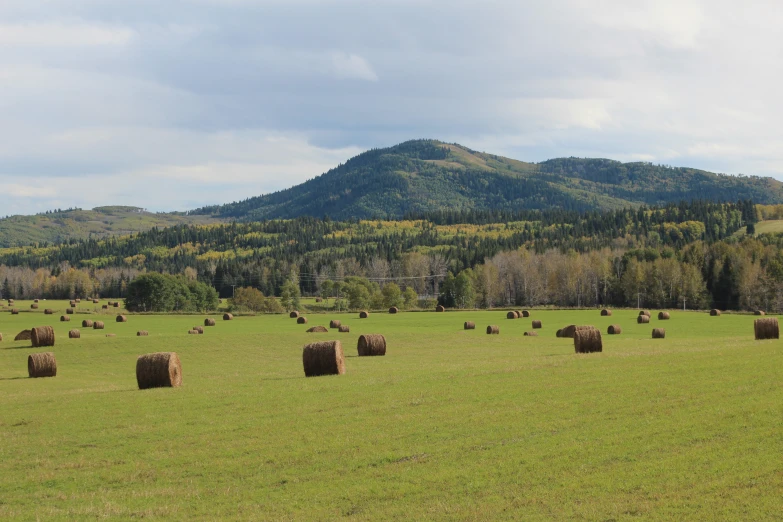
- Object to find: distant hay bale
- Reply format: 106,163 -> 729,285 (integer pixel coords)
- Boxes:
652,328 -> 666,339
44,309 -> 53,315
297,316 -> 308,324
436,305 -> 445,312
710,309 -> 721,316
11,309 -> 19,315
607,325 -> 622,335
754,317 -> 779,340
193,326 -> 204,334
136,352 -> 182,389
106,334 -> 116,337
302,340 -> 345,377
389,306 -> 399,314
31,326 -> 55,348
307,326 -> 328,333
82,319 -> 93,328
34,299 -> 39,303
289,311 -> 300,318
75,299 -> 81,303
204,318 -> 216,327
524,331 -> 539,336
531,320 -> 542,329
223,313 -> 234,321
28,352 -> 57,378
137,331 -> 149,336
93,299 -> 99,304
116,315 -> 127,323
639,310 -> 650,316
69,329 -> 80,339
315,297 -> 323,303
754,310 -> 766,316
637,315 -> 650,324
658,312 -> 670,320
486,325 -> 500,335
69,301 -> 76,307
556,329 -> 563,337
188,330 -> 198,335
507,311 -> 518,319
30,303 -> 38,309
7,299 -> 14,305
561,325 -> 594,338
329,320 -> 341,329
93,321 -> 105,330
113,302 -> 120,308
60,315 -> 70,322
15,330 -> 32,341
359,311 -> 369,319
464,321 -> 475,330
601,309 -> 612,316
358,334 -> 386,356
521,310 -> 530,317
102,305 -> 109,309
338,325 -> 350,333
66,308 -> 74,315
574,328 -> 602,353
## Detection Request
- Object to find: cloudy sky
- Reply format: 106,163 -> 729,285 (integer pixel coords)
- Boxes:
1,0 -> 782,215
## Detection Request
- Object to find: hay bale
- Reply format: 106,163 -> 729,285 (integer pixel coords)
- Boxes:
639,310 -> 650,317
102,305 -> 109,309
574,328 -> 602,353
652,328 -> 666,339
30,303 -> 38,309
289,311 -> 300,318
436,305 -> 445,312
754,310 -> 766,316
658,312 -> 670,320
600,309 -> 612,316
137,331 -> 149,336
93,299 -> 99,304
561,325 -> 594,338
106,334 -> 116,337
464,321 -> 476,330
389,306 -> 399,314
193,326 -> 204,334
556,329 -> 563,337
315,297 -> 323,303
60,315 -> 71,322
297,316 -> 308,324
34,299 -> 39,303
81,319 -> 94,328
637,315 -> 650,324
607,325 -> 622,335
302,341 -> 345,377
136,352 -> 182,389
15,330 -> 32,341
307,326 -> 328,333
507,311 -> 518,319
66,308 -> 74,315
358,334 -> 386,356
28,352 -> 57,378
188,330 -> 198,334
329,320 -> 341,329
710,309 -> 721,316
359,311 -> 369,319
338,325 -> 350,333
11,309 -> 19,315
116,315 -> 127,323
486,325 -> 500,335
31,326 -> 55,348
531,320 -> 542,329
521,310 -> 530,318
44,309 -> 53,315
113,302 -> 120,308
524,331 -> 539,337
204,318 -> 216,327
75,299 -> 81,303
69,301 -> 76,307
7,299 -> 14,304
223,313 -> 234,321
69,329 -> 80,339
93,321 -> 105,330
754,317 -> 779,340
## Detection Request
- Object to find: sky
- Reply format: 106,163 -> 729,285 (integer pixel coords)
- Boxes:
1,0 -> 782,215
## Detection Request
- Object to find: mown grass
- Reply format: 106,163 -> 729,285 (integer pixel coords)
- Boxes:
1,307 -> 781,520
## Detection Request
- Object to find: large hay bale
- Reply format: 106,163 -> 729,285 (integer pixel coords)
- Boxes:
44,309 -> 53,315
637,315 -> 650,324
754,310 -> 766,316
652,328 -> 666,339
204,318 -> 216,327
754,317 -> 779,340
338,325 -> 350,333
389,306 -> 399,314
329,319 -> 341,329
223,313 -> 234,321
136,352 -> 182,389
297,316 -> 308,324
30,303 -> 38,309
69,329 -> 80,339
28,352 -> 57,378
560,325 -> 594,338
65,308 -> 74,315
31,326 -> 55,348
289,311 -> 300,318
507,311 -> 518,319
11,309 -> 19,315
639,310 -> 650,317
82,319 -> 94,328
531,320 -> 542,329
607,325 -> 622,335
307,326 -> 328,333
486,325 -> 499,335
710,309 -> 721,316
93,321 -> 105,330
302,341 -> 345,377
524,331 -> 539,337
15,330 -> 32,341
574,328 -> 602,353
464,321 -> 476,330
435,305 -> 445,312
600,309 -> 612,316
658,311 -> 670,320
358,334 -> 387,356
359,311 -> 369,319
137,331 -> 149,336
60,315 -> 71,322
193,326 -> 204,334
116,315 -> 127,323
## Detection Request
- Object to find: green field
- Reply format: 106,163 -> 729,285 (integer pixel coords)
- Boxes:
1,305 -> 781,520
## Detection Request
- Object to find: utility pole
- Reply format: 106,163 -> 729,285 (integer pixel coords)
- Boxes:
231,285 -> 236,298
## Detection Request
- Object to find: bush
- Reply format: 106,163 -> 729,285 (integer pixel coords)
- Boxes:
125,273 -> 218,312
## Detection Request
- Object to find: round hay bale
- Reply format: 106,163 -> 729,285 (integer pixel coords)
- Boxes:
658,312 -> 670,320
116,315 -> 127,323
574,327 -> 602,353
7,299 -> 14,305
136,352 -> 182,389
357,334 -> 386,356
188,330 -> 198,335
192,326 -> 204,334
82,319 -> 94,328
69,301 -> 76,307
34,299 -> 39,303
75,299 -> 81,303
639,310 -> 650,317
560,325 -> 594,338
31,326 -> 55,348
28,352 -> 57,378
113,302 -> 120,308
556,329 -> 563,337
754,317 -> 779,340
464,321 -> 476,330
307,326 -> 329,333
329,320 -> 341,329
389,306 -> 399,314
302,340 -> 345,377
204,318 -> 216,327
521,310 -> 530,318
15,330 -> 32,341
106,334 -> 116,337
289,311 -> 300,318
338,325 -> 350,333
435,305 -> 445,312
652,328 -> 666,339
11,309 -> 19,315
297,316 -> 308,324
60,315 -> 71,322
524,331 -> 539,337
754,310 -> 766,316
531,320 -> 542,329
607,324 -> 622,335
137,331 -> 149,336
69,329 -> 80,339
637,315 -> 650,324
315,297 -> 323,303
93,321 -> 105,330
65,308 -> 74,315
710,309 -> 721,316
600,309 -> 612,316
44,309 -> 53,315
31,303 -> 39,309
359,311 -> 369,319
486,325 -> 500,335
223,313 -> 234,321
102,305 -> 109,309
93,299 -> 99,304
507,311 -> 518,319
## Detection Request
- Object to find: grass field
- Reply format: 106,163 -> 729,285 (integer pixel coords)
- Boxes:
1,304 -> 782,520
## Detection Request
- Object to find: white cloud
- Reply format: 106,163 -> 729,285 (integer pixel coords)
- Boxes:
330,53 -> 378,81
0,21 -> 134,47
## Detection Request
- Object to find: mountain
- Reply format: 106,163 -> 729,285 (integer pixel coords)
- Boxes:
191,139 -> 783,220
